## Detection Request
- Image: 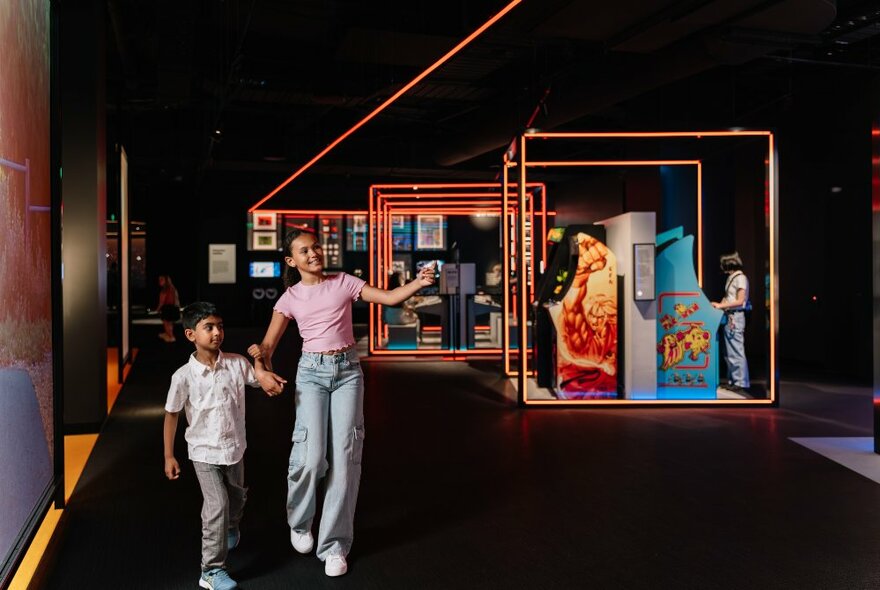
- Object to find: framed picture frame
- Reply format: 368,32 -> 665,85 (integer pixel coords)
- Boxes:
416,214 -> 445,250
252,231 -> 278,251
633,243 -> 655,301
253,212 -> 277,231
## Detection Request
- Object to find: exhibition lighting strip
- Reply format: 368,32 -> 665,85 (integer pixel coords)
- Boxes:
248,0 -> 522,212
514,130 -> 777,405
376,188 -> 546,356
375,199 -> 529,357
368,183 -> 548,359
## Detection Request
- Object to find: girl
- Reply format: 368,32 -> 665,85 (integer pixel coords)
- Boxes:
711,252 -> 750,393
156,274 -> 180,343
248,228 -> 435,577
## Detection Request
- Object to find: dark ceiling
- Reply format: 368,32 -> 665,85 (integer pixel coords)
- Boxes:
106,0 -> 880,207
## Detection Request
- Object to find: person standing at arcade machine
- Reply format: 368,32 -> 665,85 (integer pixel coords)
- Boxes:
711,252 -> 751,394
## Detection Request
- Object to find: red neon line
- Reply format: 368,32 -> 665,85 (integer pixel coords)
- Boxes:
525,131 -> 772,139
250,1 -> 522,212
256,209 -> 368,215
378,192 -> 520,198
525,160 -> 701,167
371,182 -> 542,190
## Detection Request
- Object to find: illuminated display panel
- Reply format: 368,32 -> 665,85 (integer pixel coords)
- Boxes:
346,214 -> 368,251
0,0 -> 59,583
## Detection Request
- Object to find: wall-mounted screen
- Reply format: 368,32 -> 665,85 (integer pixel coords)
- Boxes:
0,0 -> 57,583
346,214 -> 367,251
249,261 -> 281,278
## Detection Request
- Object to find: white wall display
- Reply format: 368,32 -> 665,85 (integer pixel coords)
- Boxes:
209,244 -> 236,284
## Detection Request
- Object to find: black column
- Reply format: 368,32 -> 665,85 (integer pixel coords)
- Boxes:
61,0 -> 107,431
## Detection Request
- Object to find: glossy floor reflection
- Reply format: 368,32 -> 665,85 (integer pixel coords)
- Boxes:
42,328 -> 880,589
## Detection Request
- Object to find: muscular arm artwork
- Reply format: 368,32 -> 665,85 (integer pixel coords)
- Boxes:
561,234 -> 613,362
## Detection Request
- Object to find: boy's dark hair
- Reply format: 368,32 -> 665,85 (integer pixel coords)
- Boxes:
719,251 -> 744,272
182,302 -> 221,330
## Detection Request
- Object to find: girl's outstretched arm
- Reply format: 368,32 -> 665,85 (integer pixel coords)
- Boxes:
361,262 -> 436,306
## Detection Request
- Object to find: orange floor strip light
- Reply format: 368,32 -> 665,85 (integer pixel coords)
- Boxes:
248,0 -> 522,212
512,130 -> 777,407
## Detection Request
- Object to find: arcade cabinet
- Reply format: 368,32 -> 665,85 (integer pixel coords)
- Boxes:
534,225 -> 619,399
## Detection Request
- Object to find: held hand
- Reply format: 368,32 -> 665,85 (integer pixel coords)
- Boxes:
711,302 -> 722,310
165,457 -> 181,480
417,262 -> 437,287
256,368 -> 287,396
247,344 -> 263,359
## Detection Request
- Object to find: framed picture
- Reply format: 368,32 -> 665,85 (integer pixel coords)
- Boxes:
391,215 -> 412,251
253,212 -> 277,231
633,243 -> 655,301
346,214 -> 368,251
252,231 -> 278,251
416,214 -> 445,250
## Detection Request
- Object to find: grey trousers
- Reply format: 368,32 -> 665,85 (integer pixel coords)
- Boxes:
193,460 -> 247,570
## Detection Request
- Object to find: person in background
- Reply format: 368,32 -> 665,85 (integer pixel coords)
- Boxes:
711,252 -> 751,394
248,228 -> 435,577
157,274 -> 180,343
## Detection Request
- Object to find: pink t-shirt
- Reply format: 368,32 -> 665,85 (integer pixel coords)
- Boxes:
273,273 -> 367,352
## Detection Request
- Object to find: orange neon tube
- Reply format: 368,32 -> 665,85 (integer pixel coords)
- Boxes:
372,182 -> 542,190
525,131 -> 772,139
255,209 -> 368,215
518,134 -> 528,399
250,1 -> 522,212
524,160 -> 701,167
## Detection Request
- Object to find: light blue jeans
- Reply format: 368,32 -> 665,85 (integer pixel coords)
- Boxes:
723,311 -> 750,388
288,349 -> 364,560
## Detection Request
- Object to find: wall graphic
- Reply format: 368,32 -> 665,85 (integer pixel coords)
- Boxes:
0,0 -> 55,580
655,234 -> 723,399
547,233 -> 618,399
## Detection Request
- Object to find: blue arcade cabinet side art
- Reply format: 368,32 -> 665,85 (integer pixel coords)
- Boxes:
655,232 -> 723,399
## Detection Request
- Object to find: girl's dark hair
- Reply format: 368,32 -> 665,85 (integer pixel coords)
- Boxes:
282,228 -> 315,288
719,251 -> 744,272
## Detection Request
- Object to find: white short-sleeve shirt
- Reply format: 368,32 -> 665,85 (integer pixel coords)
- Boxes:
165,351 -> 260,465
724,271 -> 749,311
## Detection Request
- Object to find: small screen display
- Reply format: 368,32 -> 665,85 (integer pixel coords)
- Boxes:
249,261 -> 281,278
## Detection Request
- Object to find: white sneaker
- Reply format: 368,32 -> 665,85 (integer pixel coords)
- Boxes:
290,529 -> 314,554
324,553 -> 348,577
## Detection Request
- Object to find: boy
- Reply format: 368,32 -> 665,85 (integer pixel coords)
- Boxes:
164,302 -> 269,590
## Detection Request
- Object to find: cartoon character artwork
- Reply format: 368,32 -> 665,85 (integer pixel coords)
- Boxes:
546,233 -> 618,399
654,234 -> 724,399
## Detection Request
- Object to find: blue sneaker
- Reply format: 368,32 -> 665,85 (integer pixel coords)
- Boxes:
199,568 -> 238,590
227,528 -> 240,550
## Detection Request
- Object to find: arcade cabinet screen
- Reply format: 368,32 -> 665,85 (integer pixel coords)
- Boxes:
0,0 -> 56,582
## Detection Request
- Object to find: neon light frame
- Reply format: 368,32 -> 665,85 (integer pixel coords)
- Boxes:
368,183 -> 548,359
248,0 -> 522,212
508,130 -> 778,407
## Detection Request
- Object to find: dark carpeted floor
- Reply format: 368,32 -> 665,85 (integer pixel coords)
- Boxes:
42,327 -> 880,589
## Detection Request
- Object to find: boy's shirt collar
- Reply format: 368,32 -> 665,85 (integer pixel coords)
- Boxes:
188,350 -> 225,375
